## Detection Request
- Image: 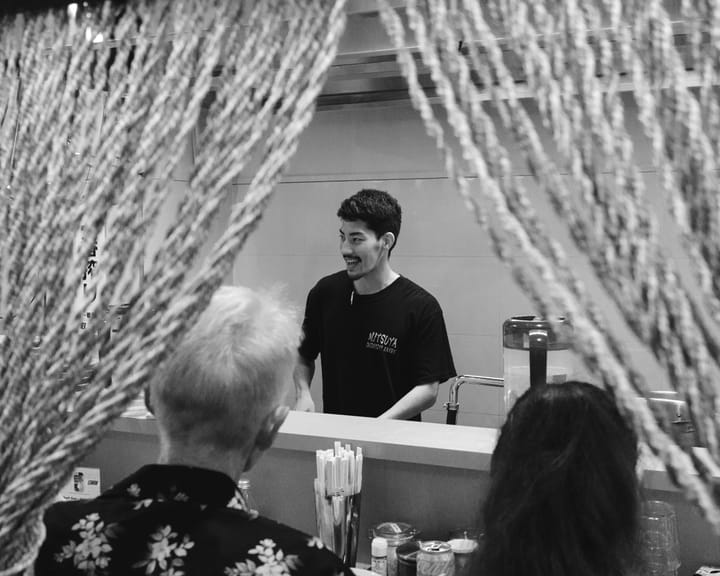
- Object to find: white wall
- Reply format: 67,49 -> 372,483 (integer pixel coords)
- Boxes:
116,90 -> 696,427
2,85 -> 692,426
223,94 -> 689,426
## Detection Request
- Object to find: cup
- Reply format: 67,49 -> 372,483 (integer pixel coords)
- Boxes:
314,488 -> 362,567
641,500 -> 680,576
448,529 -> 481,576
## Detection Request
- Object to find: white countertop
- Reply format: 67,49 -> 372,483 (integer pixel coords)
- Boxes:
273,411 -> 498,470
110,410 -> 717,489
112,411 -> 498,470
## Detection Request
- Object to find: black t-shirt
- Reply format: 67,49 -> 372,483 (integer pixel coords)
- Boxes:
299,272 -> 456,419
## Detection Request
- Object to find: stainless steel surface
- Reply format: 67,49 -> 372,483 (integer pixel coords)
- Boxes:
445,374 -> 504,412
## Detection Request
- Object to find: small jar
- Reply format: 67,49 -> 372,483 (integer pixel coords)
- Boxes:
369,523 -> 418,576
396,540 -> 421,576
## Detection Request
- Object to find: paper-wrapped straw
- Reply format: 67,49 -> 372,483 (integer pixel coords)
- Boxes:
313,441 -> 363,566
315,442 -> 363,496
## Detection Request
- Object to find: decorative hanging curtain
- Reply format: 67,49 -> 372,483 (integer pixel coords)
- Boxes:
0,0 -> 347,572
377,0 -> 720,531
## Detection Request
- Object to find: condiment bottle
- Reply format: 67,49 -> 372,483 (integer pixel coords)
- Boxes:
370,522 -> 418,576
371,537 -> 388,575
236,478 -> 259,516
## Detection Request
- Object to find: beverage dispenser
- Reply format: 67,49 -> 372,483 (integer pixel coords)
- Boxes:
503,316 -> 574,412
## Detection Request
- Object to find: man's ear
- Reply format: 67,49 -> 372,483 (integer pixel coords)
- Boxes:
243,405 -> 289,472
257,405 -> 290,450
382,232 -> 396,251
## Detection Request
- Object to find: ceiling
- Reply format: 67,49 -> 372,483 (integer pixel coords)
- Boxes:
317,0 -> 697,109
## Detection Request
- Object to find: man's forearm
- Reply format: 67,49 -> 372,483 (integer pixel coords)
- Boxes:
378,382 -> 439,420
294,359 -> 315,393
293,358 -> 316,411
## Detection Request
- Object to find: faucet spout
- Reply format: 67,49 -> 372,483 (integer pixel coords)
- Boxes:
445,374 -> 504,425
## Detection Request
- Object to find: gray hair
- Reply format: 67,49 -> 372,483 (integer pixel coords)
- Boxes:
149,285 -> 300,451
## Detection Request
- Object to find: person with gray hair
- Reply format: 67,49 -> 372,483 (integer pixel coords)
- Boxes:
35,286 -> 349,576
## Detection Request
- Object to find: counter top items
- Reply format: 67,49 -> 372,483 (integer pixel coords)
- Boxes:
416,541 -> 455,576
396,541 -> 420,576
314,441 -> 364,567
641,500 -> 680,576
236,478 -> 258,516
447,528 -> 481,576
371,537 -> 388,575
369,522 -> 419,576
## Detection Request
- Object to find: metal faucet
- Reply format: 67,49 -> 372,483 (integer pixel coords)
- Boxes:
445,374 -> 503,425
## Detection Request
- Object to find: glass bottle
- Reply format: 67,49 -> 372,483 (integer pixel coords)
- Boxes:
236,478 -> 259,516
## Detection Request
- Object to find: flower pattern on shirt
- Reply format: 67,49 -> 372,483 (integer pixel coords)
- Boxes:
133,525 -> 195,576
228,490 -> 259,520
306,536 -> 325,549
53,513 -> 115,575
38,465 -> 348,576
224,538 -> 301,576
133,498 -> 154,510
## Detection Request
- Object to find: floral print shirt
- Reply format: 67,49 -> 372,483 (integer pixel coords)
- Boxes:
35,464 -> 350,576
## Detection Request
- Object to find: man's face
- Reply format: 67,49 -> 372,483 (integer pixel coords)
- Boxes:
339,219 -> 385,280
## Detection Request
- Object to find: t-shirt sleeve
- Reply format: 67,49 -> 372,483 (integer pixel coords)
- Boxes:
410,300 -> 457,386
298,284 -> 321,362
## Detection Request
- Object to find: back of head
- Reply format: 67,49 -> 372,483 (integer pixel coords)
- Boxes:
149,286 -> 300,454
480,381 -> 640,576
337,188 -> 402,250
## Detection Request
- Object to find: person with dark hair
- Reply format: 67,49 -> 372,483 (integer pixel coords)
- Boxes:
294,188 -> 456,420
479,381 -> 642,576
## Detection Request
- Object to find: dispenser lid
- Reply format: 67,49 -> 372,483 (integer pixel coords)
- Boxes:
371,537 -> 388,556
503,315 -> 572,350
370,522 -> 418,544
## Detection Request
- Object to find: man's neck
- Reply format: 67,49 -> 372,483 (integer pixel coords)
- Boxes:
158,444 -> 249,482
353,264 -> 399,295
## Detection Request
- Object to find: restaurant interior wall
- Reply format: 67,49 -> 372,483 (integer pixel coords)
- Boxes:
140,91 -> 682,426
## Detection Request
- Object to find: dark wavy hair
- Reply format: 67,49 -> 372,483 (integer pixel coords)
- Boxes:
337,189 -> 402,254
479,381 -> 641,576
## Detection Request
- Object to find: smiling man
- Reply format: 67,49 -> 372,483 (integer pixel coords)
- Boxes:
294,189 -> 456,420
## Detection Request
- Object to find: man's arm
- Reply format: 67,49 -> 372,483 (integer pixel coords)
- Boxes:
378,382 -> 439,419
293,355 -> 316,412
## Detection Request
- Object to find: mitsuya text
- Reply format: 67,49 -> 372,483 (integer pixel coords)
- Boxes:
365,331 -> 398,354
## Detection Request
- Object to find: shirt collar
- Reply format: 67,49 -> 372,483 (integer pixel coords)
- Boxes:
102,464 -> 239,508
